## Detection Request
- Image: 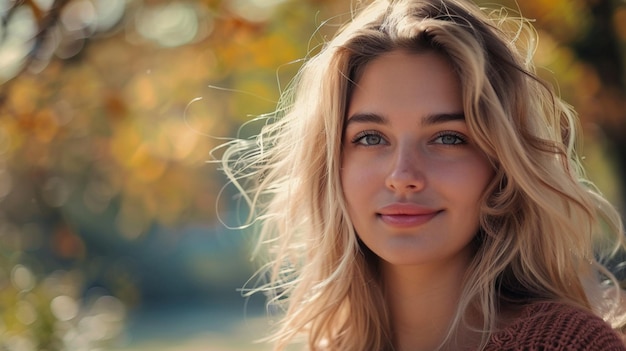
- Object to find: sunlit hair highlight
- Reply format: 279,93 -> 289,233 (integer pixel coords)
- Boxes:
220,0 -> 626,350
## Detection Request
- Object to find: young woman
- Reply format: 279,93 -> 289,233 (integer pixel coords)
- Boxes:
221,0 -> 626,350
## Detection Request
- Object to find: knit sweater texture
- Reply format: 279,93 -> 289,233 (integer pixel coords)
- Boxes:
484,302 -> 626,350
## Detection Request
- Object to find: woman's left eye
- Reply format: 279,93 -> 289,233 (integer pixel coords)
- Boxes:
432,132 -> 467,145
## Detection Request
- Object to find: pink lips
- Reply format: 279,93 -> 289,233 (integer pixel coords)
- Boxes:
377,203 -> 440,228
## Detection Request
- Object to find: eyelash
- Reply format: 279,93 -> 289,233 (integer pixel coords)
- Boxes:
432,131 -> 467,145
350,130 -> 468,146
351,131 -> 386,146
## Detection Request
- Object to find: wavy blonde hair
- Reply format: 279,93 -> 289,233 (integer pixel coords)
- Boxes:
221,0 -> 626,350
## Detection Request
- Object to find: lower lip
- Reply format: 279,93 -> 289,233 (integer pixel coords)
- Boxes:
378,212 -> 439,228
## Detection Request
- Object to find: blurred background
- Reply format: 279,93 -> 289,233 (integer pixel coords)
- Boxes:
0,0 -> 623,350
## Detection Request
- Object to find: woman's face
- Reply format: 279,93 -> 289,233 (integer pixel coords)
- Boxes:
341,50 -> 494,268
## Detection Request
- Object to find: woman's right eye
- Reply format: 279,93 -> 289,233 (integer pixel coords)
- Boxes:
352,131 -> 386,146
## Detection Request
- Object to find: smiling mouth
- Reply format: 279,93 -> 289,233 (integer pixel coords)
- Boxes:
377,211 -> 441,228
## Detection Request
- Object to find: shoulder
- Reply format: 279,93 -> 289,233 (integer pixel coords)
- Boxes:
485,301 -> 626,351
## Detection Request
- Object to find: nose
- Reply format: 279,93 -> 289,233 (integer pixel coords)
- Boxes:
385,144 -> 426,193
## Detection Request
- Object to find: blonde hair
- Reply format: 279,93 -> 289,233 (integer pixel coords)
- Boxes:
221,0 -> 626,350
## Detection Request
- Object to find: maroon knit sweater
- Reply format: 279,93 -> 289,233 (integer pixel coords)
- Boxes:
484,302 -> 626,350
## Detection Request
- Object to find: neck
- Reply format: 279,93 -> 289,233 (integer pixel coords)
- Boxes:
382,254 -> 476,351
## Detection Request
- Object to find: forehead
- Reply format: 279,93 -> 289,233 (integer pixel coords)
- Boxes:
353,49 -> 458,86
347,50 -> 463,118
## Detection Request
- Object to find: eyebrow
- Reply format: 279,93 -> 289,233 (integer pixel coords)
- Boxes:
422,112 -> 465,126
345,112 -> 465,127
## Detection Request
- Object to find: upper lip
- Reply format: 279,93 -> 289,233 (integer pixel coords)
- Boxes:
377,203 -> 440,215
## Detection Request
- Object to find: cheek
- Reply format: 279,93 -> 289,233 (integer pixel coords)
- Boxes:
464,173 -> 493,222
340,159 -> 377,208
435,155 -> 492,189
340,163 -> 359,203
